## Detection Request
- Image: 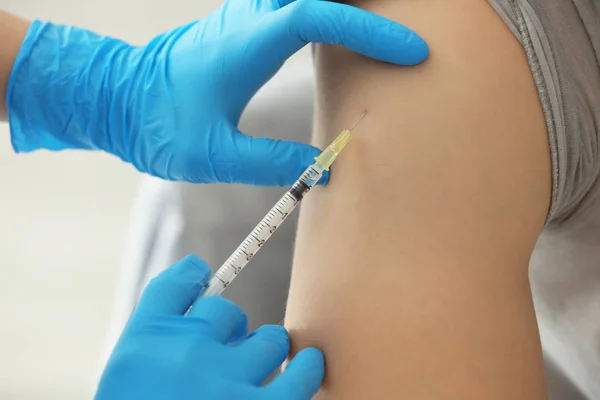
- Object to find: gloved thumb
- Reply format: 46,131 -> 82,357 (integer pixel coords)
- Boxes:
236,325 -> 291,385
212,129 -> 328,186
134,255 -> 211,317
272,0 -> 428,66
265,347 -> 325,399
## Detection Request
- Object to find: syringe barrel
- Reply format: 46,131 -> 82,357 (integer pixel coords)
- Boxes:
202,279 -> 226,297
199,164 -> 324,298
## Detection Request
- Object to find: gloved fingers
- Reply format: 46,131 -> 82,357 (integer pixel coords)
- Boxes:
187,296 -> 249,343
235,325 -> 290,385
264,347 -> 325,399
211,129 -> 328,186
133,255 -> 211,317
272,0 -> 295,8
276,0 -> 428,66
255,0 -> 290,12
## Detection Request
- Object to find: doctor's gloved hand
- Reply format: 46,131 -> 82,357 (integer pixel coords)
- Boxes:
7,0 -> 428,186
95,255 -> 324,400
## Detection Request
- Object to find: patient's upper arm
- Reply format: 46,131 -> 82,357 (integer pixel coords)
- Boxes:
284,0 -> 551,398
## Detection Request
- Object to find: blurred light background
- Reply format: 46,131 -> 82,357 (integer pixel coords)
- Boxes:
0,1 -> 309,398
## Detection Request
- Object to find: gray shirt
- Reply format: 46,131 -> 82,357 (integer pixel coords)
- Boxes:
489,1 -> 600,398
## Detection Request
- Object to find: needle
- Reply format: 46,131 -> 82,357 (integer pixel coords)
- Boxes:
349,112 -> 367,131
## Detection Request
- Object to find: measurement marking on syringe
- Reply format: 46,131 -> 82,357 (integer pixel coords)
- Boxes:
217,276 -> 228,286
284,193 -> 297,204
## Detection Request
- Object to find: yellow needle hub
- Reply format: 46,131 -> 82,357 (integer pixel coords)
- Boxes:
313,112 -> 366,171
314,129 -> 353,171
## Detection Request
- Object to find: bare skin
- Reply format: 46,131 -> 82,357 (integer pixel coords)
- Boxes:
284,0 -> 551,398
0,11 -> 30,121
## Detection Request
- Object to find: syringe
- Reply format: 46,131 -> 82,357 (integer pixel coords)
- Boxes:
200,113 -> 366,297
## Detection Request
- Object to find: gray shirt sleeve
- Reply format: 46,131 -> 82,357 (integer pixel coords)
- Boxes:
487,0 -> 600,225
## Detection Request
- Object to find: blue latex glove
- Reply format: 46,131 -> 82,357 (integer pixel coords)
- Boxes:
7,0 -> 428,185
95,255 -> 324,399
